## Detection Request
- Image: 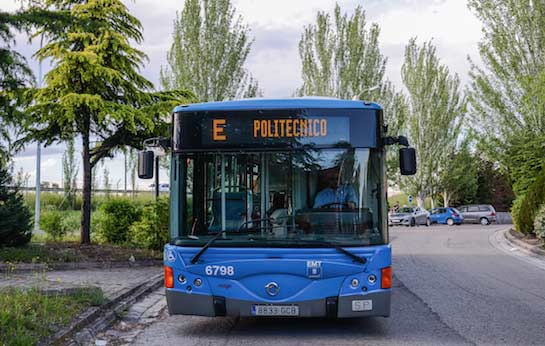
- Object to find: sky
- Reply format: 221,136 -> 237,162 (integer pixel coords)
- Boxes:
6,0 -> 484,190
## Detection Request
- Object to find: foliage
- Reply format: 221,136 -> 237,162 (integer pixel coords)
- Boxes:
130,197 -> 169,250
40,210 -> 67,241
0,11 -> 34,164
467,0 -> 545,206
475,157 -> 515,211
501,133 -> 545,196
511,195 -> 525,234
297,4 -> 385,100
23,0 -> 193,244
0,164 -> 32,247
296,4 -> 407,182
96,198 -> 141,244
438,141 -> 477,207
513,167 -> 545,235
161,0 -> 259,101
533,204 -> 545,240
0,288 -> 103,346
399,38 -> 466,207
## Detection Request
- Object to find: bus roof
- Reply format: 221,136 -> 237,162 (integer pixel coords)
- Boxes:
173,97 -> 382,113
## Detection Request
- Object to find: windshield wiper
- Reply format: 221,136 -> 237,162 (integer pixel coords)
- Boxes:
292,238 -> 367,265
189,217 -> 275,264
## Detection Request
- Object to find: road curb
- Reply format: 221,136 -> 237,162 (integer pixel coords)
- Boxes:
503,228 -> 545,257
0,259 -> 163,273
43,272 -> 164,346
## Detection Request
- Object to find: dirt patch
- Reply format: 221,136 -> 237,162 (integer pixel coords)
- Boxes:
0,242 -> 163,264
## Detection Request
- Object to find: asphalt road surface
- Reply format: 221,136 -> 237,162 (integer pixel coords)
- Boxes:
131,224 -> 545,346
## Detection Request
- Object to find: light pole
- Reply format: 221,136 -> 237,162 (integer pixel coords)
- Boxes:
353,85 -> 380,100
34,34 -> 44,232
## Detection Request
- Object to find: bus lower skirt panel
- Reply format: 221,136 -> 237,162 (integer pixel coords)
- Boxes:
165,290 -> 390,318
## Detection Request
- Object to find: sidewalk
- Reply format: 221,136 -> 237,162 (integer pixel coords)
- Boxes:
1,266 -> 161,300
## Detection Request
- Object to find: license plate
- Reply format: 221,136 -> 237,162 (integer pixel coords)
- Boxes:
252,305 -> 299,316
352,299 -> 373,311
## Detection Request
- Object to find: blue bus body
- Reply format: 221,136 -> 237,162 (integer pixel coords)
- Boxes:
163,98 -> 393,318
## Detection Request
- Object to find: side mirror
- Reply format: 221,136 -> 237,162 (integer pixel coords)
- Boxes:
138,150 -> 154,179
400,147 -> 416,175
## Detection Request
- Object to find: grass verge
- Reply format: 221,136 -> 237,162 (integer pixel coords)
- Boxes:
0,288 -> 103,346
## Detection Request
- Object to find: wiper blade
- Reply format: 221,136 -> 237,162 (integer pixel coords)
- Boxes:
190,230 -> 227,264
294,238 -> 367,265
189,217 -> 275,264
191,217 -> 294,264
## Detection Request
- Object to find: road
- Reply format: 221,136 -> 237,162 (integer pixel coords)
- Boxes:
113,224 -> 545,346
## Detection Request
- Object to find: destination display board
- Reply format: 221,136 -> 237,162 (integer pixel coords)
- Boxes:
173,108 -> 378,151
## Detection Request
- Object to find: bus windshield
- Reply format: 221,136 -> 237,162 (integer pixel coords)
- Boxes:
175,148 -> 385,247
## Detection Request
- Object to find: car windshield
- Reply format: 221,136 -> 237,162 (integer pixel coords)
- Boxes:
397,207 -> 413,213
173,148 -> 386,247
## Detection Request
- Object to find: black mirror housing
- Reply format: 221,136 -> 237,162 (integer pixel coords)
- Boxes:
138,150 -> 154,179
400,147 -> 417,175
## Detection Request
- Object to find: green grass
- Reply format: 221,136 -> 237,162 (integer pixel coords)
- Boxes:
0,288 -> 103,346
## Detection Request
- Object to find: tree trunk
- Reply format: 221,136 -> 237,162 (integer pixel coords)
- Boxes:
416,193 -> 425,208
443,190 -> 450,208
80,124 -> 92,245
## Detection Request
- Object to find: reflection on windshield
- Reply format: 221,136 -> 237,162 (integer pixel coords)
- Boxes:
397,207 -> 413,213
178,148 -> 385,246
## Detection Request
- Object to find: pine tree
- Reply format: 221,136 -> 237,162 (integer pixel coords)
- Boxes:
0,163 -> 32,246
24,0 -> 193,244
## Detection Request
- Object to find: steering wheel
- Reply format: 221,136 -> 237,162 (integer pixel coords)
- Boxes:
319,202 -> 351,209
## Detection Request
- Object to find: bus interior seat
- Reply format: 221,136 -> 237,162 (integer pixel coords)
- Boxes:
208,192 -> 247,233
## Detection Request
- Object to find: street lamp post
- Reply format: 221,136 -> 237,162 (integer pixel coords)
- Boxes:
34,34 -> 44,232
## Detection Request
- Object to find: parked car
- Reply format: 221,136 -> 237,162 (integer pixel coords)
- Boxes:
389,206 -> 431,227
456,204 -> 496,225
429,207 -> 464,226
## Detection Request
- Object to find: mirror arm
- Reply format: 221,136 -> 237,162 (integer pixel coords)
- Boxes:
382,135 -> 410,147
143,137 -> 171,150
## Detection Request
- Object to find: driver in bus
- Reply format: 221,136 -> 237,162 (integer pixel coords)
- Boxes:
313,168 -> 358,209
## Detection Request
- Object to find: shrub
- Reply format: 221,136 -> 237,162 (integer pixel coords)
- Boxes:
534,204 -> 545,240
41,211 -> 67,241
511,195 -> 525,233
129,197 -> 169,250
96,198 -> 141,244
0,166 -> 32,247
514,167 -> 545,235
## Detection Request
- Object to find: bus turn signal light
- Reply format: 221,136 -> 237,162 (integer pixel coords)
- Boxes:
381,266 -> 392,289
164,266 -> 174,288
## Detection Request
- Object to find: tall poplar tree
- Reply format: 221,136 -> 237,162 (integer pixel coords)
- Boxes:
161,0 -> 260,102
400,38 -> 466,207
26,0 -> 193,244
297,3 -> 407,182
467,0 -> 545,194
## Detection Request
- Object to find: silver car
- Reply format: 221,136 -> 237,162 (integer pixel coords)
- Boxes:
389,206 -> 431,227
456,204 -> 497,225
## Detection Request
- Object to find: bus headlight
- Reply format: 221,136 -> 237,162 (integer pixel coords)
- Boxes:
178,274 -> 186,284
194,278 -> 202,287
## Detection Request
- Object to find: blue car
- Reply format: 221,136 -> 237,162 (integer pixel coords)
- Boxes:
429,207 -> 464,226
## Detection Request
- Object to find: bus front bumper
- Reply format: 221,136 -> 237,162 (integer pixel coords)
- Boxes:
165,290 -> 390,318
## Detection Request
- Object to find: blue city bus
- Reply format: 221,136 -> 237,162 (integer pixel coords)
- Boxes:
138,98 -> 416,318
